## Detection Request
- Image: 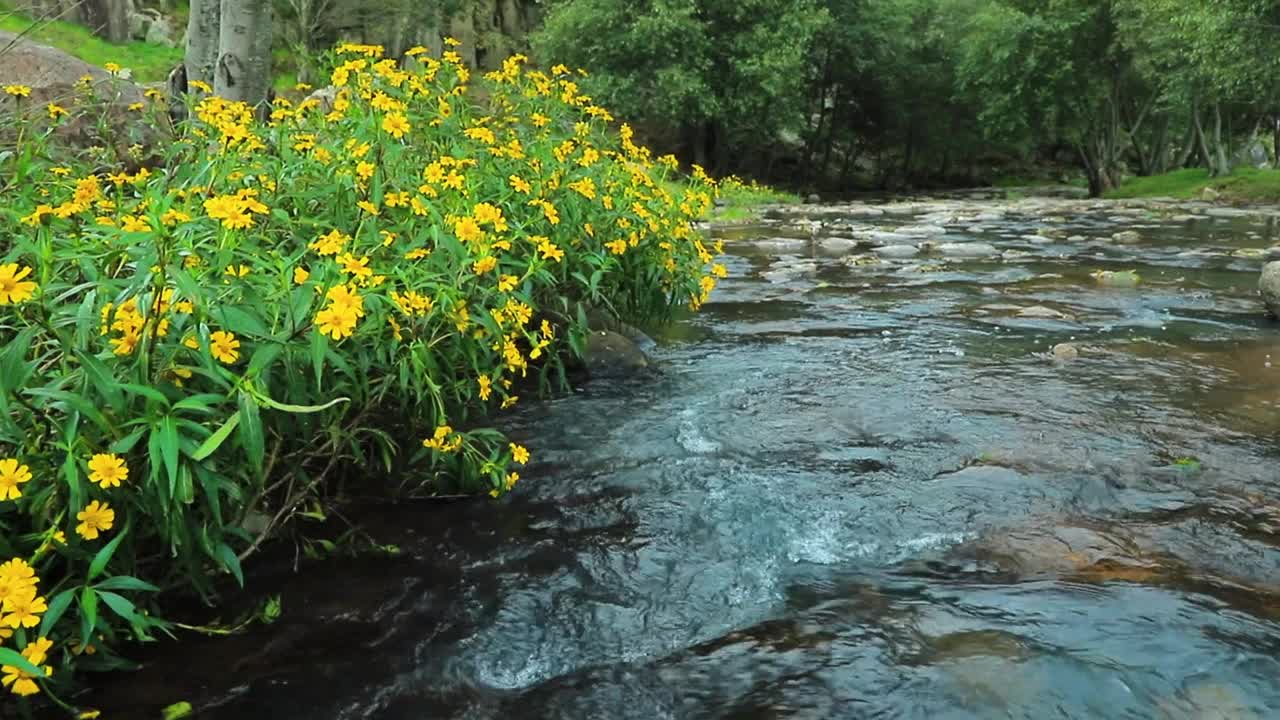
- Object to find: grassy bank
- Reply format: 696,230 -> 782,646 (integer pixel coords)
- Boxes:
1106,168 -> 1280,203
710,177 -> 799,222
0,2 -> 184,82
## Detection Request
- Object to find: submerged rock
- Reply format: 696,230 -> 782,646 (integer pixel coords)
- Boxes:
1017,305 -> 1070,320
1092,270 -> 1141,287
937,242 -> 998,258
1052,343 -> 1080,361
1111,230 -> 1143,244
584,330 -> 649,377
874,244 -> 920,258
1261,261 -> 1280,318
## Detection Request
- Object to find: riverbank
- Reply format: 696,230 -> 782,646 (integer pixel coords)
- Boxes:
84,191 -> 1280,719
1106,168 -> 1280,203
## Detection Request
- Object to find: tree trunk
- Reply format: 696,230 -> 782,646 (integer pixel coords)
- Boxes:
185,0 -> 221,89
215,0 -> 273,109
81,0 -> 130,43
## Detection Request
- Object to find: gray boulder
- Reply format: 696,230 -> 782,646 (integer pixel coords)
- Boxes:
584,330 -> 650,377
1261,261 -> 1280,318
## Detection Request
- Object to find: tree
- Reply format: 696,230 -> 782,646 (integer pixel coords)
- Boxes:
534,0 -> 828,175
183,0 -> 274,109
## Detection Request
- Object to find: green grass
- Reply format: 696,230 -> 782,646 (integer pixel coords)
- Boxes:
1106,167 -> 1280,203
0,2 -> 183,83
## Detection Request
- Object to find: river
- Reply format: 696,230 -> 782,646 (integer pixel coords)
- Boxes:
95,192 -> 1280,719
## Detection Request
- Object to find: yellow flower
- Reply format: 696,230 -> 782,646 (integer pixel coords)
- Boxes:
0,264 -> 37,305
501,395 -> 519,409
536,238 -> 564,262
310,229 -> 349,256
315,305 -> 358,340
1,636 -> 52,696
0,459 -> 33,501
75,500 -> 115,540
472,256 -> 497,275
357,200 -> 380,215
478,375 -> 492,400
454,216 -> 484,243
294,267 -> 310,284
209,330 -> 241,363
443,36 -> 461,47
337,253 -> 373,280
87,453 -> 127,489
103,62 -> 121,74
161,208 -> 191,225
504,472 -> 519,491
224,264 -> 250,278
382,112 -> 411,139
2,85 -> 30,98
405,248 -> 430,260
0,559 -> 36,607
2,588 -> 47,628
46,103 -> 68,119
120,214 -> 151,232
356,161 -> 376,181
606,240 -> 627,255
497,274 -> 518,292
509,175 -> 531,194
510,443 -> 530,464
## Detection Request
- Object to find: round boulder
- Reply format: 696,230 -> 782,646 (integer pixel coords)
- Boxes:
1261,261 -> 1280,318
584,330 -> 650,377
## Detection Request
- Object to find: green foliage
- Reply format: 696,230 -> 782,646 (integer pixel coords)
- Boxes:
1106,167 -> 1280,203
0,42 -> 721,707
0,2 -> 183,83
534,0 -> 828,172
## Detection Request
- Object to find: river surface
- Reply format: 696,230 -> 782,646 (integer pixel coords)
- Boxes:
97,192 -> 1280,719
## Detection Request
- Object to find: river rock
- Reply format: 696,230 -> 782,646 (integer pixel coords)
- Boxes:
1052,343 -> 1080,361
937,242 -> 998,258
584,330 -> 649,377
1017,305 -> 1070,320
1024,235 -> 1055,245
1261,261 -> 1280,318
1111,230 -> 1142,244
818,236 -> 859,252
805,193 -> 821,204
1092,270 -> 1141,287
874,244 -> 920,258
897,224 -> 947,236
1206,207 -> 1253,218
863,230 -> 917,246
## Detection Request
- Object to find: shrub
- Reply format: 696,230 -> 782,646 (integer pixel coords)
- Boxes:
0,41 -> 722,709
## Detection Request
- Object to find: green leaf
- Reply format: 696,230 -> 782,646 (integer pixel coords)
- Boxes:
218,306 -> 269,338
0,647 -> 44,678
94,575 -> 161,593
256,394 -> 350,414
110,426 -> 148,454
163,701 -> 194,720
88,526 -> 128,581
97,590 -> 138,623
158,415 -> 180,492
39,588 -> 76,637
237,391 -> 264,475
119,382 -> 171,407
79,586 -> 98,646
75,350 -> 124,412
214,542 -> 244,587
192,413 -> 240,461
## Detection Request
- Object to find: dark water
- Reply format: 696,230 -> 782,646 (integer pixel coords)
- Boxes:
97,195 -> 1280,719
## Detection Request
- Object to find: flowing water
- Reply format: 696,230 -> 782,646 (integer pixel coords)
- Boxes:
98,193 -> 1280,719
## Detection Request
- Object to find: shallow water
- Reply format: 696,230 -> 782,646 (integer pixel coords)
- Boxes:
95,194 -> 1280,719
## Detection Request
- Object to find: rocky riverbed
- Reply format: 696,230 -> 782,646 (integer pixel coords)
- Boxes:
88,191 -> 1280,720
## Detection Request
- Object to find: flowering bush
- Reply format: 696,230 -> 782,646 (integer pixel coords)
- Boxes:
0,41 -> 722,708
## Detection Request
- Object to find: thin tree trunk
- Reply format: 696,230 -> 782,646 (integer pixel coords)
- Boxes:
185,0 -> 221,89
215,0 -> 274,109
